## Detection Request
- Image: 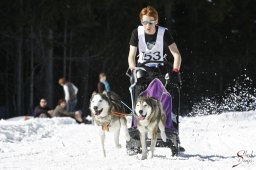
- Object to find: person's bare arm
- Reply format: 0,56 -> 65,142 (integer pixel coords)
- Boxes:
63,85 -> 69,101
73,84 -> 78,94
128,45 -> 138,70
47,110 -> 54,117
168,43 -> 182,70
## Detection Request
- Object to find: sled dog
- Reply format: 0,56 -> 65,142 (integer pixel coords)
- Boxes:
90,92 -> 130,157
135,96 -> 166,160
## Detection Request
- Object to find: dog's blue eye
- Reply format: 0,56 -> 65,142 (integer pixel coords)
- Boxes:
143,105 -> 147,107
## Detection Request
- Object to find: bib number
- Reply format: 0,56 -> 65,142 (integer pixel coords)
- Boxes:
142,51 -> 161,61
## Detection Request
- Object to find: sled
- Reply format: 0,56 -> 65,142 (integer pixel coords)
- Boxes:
126,61 -> 182,156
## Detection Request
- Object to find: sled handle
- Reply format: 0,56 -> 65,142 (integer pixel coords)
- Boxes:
137,60 -> 173,68
128,67 -> 146,114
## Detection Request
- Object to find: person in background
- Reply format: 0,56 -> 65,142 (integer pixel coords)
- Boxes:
97,72 -> 121,100
52,99 -> 83,123
97,81 -> 106,93
58,77 -> 78,112
33,98 -> 53,118
99,72 -> 110,92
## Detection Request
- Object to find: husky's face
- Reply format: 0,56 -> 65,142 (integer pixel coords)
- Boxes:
90,94 -> 110,117
135,97 -> 153,121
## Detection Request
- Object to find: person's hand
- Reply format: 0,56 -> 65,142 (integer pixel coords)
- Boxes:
129,66 -> 136,84
75,111 -> 81,115
129,66 -> 135,72
48,110 -> 54,117
47,110 -> 52,114
169,68 -> 182,87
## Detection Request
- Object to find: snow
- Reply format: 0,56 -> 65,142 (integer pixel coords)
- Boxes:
0,112 -> 256,170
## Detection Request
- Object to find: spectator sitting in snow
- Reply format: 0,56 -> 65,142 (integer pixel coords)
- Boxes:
33,98 -> 53,118
52,99 -> 83,123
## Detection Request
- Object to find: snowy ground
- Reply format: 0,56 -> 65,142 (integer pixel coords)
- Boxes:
0,112 -> 255,170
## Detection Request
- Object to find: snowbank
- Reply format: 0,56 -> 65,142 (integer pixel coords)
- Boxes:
0,112 -> 255,170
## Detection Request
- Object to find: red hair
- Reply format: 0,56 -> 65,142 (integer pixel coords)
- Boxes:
139,6 -> 158,21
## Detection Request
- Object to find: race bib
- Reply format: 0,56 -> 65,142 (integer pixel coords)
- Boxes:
138,26 -> 165,66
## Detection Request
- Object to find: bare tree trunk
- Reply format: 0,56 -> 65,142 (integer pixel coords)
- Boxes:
16,32 -> 23,116
219,56 -> 224,94
45,29 -> 54,108
63,17 -> 68,78
39,27 -> 45,59
5,53 -> 10,118
16,0 -> 24,116
164,1 -> 173,29
29,25 -> 34,114
82,53 -> 90,116
68,30 -> 73,80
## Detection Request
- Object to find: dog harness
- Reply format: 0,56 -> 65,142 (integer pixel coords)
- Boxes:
102,122 -> 110,131
94,113 -> 126,132
138,26 -> 165,67
94,115 -> 112,132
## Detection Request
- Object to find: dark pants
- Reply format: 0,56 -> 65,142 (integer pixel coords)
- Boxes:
132,65 -> 167,106
67,99 -> 77,112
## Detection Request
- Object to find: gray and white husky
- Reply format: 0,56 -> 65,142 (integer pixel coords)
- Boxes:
135,96 -> 166,160
90,92 -> 130,157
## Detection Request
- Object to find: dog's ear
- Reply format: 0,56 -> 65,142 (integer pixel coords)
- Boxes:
147,93 -> 150,97
100,93 -> 108,100
89,92 -> 96,112
143,96 -> 153,105
90,91 -> 97,100
147,99 -> 160,122
136,95 -> 144,104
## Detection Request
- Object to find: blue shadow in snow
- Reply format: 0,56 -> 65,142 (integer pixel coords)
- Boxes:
177,152 -> 236,161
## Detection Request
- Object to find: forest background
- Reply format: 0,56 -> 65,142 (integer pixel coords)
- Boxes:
0,0 -> 255,118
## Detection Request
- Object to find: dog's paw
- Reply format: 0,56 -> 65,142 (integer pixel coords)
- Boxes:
148,151 -> 154,159
116,144 -> 122,149
161,131 -> 167,142
138,154 -> 147,160
147,132 -> 152,139
103,150 -> 106,158
126,135 -> 131,141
